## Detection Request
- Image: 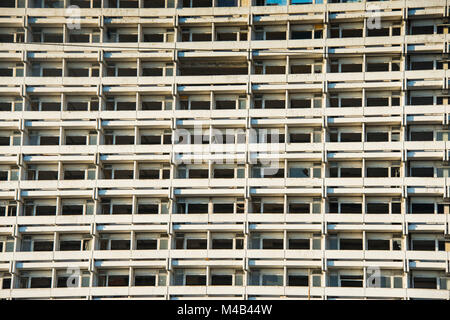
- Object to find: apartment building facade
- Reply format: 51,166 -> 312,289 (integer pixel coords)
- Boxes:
0,0 -> 449,300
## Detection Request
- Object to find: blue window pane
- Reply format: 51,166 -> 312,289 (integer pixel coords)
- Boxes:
292,0 -> 313,4
267,0 -> 286,5
217,0 -> 237,6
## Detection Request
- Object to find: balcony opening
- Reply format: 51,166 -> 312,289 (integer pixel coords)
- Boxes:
340,239 -> 363,250
110,240 -> 131,250
138,204 -> 158,214
340,133 -> 361,142
288,275 -> 308,286
115,136 -> 135,145
211,275 -> 232,285
29,277 -> 52,289
340,275 -> 363,287
340,168 -> 361,177
112,205 -> 132,215
366,167 -> 388,177
66,136 -> 87,145
135,275 -> 156,286
262,203 -> 284,213
187,203 -> 208,214
143,0 -> 166,7
213,169 -> 234,179
366,203 -> 389,214
367,239 -> 390,250
64,171 -> 85,180
413,277 -> 437,289
410,96 -> 433,106
341,64 -> 362,73
185,275 -> 206,286
213,203 -> 234,214
139,169 -> 159,179
289,239 -> 309,249
136,239 -> 158,250
411,167 -> 433,177
212,239 -> 233,249
62,205 -> 83,215
188,169 -> 208,179
186,239 -> 207,249
290,133 -> 310,143
262,238 -> 283,249
367,132 -> 388,142
291,65 -> 311,74
33,241 -> 53,251
410,131 -> 433,141
289,203 -> 309,214
340,203 -> 362,214
60,240 -> 82,251
412,240 -> 435,251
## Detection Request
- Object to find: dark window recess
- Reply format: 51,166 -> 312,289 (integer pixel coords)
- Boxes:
139,169 -> 159,179
289,239 -> 309,250
189,169 -> 208,179
411,203 -> 434,214
340,168 -> 362,177
291,65 -> 311,74
64,170 -> 85,180
291,31 -> 312,40
367,239 -> 390,250
290,99 -> 311,108
187,203 -> 208,214
40,136 -> 59,145
36,206 -> 56,216
115,136 -> 134,145
340,64 -> 362,72
212,239 -> 233,249
30,277 -> 52,288
137,204 -> 159,214
213,203 -> 234,213
262,239 -> 283,249
108,275 -> 129,287
143,68 -> 163,76
136,239 -> 158,250
367,132 -> 388,142
211,275 -> 232,285
65,206 -> 88,222
340,203 -> 362,214
410,131 -> 433,141
266,32 -> 286,40
135,275 -> 156,286
290,133 -> 310,143
340,239 -> 363,250
33,241 -> 53,251
411,167 -> 434,177
66,136 -> 86,145
110,240 -> 130,250
289,203 -> 310,214
366,203 -> 389,214
413,277 -> 436,289
112,205 -> 132,215
412,240 -> 435,251
366,167 -> 388,177
186,239 -> 207,249
288,275 -> 308,286
411,96 -> 433,106
340,133 -> 361,142
367,97 -> 389,106
213,169 -> 234,179
60,240 -> 81,251
142,101 -> 162,110
185,275 -> 206,285
367,28 -> 389,37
